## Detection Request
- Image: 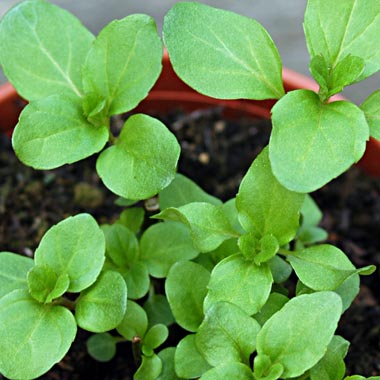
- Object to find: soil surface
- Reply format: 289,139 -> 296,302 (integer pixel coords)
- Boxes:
1,107 -> 380,378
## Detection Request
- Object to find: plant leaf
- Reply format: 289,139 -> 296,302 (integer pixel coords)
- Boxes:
142,324 -> 169,356
163,2 -> 284,99
0,0 -> 93,100
361,90 -> 380,140
236,148 -> 304,244
157,347 -> 181,380
75,270 -> 127,332
196,301 -> 261,367
118,261 -> 150,300
288,244 -> 375,291
269,90 -> 369,192
304,0 -> 380,82
256,291 -> 342,378
117,300 -> 148,341
154,202 -> 239,252
200,363 -> 254,380
34,214 -> 105,293
134,354 -> 162,380
204,253 -> 272,315
0,252 -> 34,298
166,261 -> 210,332
175,334 -> 212,378
82,14 -> 162,116
0,289 -> 76,379
254,292 -> 289,326
12,96 -> 109,170
140,221 -> 199,278
144,294 -> 175,327
97,114 -> 180,200
86,333 -> 117,362
117,207 -> 145,233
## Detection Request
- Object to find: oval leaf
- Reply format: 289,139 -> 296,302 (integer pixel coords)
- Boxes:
86,333 -> 117,362
157,347 -> 181,380
97,114 -> 180,200
163,2 -> 284,99
270,90 -> 369,192
34,214 -> 105,293
117,300 -> 148,341
134,354 -> 162,380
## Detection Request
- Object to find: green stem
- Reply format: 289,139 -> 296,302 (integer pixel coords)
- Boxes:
132,336 -> 142,367
55,297 -> 76,310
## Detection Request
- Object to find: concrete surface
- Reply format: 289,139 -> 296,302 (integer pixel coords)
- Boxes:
0,0 -> 378,104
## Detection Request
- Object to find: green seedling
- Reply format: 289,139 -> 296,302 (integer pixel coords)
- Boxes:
0,1 -> 379,379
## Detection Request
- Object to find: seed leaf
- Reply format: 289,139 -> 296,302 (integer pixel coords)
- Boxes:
34,214 -> 105,293
134,354 -> 162,380
142,324 -> 169,356
163,2 -> 284,99
270,90 -> 369,192
256,291 -> 342,378
0,0 -> 93,100
86,333 -> 117,362
157,347 -> 181,380
117,300 -> 148,340
0,289 -> 77,379
12,96 -> 109,170
97,114 -> 180,200
144,294 -> 175,327
82,14 -> 162,116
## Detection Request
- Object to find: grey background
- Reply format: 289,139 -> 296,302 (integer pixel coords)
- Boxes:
0,0 -> 378,104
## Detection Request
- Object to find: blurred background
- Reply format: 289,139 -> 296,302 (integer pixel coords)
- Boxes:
1,0 -> 378,104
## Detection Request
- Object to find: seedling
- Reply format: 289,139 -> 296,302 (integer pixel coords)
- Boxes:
0,1 -> 379,379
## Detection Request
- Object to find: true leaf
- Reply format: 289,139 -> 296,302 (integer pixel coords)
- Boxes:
236,148 -> 304,244
75,270 -> 127,332
269,90 -> 369,192
82,14 -> 162,116
361,90 -> 380,140
27,265 -> 70,303
34,214 -> 105,293
0,0 -> 94,100
204,253 -> 272,315
117,300 -> 148,341
196,301 -> 261,367
142,324 -> 169,356
288,244 -> 375,291
134,354 -> 162,380
12,96 -> 109,170
166,261 -> 210,332
304,0 -> 380,82
163,2 -> 284,99
157,347 -> 180,380
256,291 -> 342,378
140,221 -> 199,278
0,289 -> 77,379
86,333 -> 117,362
0,252 -> 34,298
97,114 -> 180,200
200,363 -> 254,380
154,202 -> 239,252
175,335 -> 212,379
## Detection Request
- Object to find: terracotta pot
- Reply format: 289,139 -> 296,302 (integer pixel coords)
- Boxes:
1,52 -> 379,176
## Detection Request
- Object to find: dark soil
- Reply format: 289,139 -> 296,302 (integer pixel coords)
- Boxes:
1,106 -> 380,378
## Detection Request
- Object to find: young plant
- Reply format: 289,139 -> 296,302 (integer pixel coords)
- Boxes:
1,1 -> 380,380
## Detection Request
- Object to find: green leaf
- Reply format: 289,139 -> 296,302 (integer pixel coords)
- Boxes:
254,292 -> 289,326
253,355 -> 284,380
12,96 -> 109,170
86,333 -> 117,362
196,301 -> 261,367
304,0 -> 380,82
75,270 -> 127,332
236,148 -> 304,244
154,202 -> 239,252
256,291 -> 342,378
0,252 -> 34,298
157,347 -> 181,380
117,207 -> 145,233
117,300 -> 148,340
175,335 -> 212,378
288,244 -> 375,291
82,14 -> 162,116
140,221 -> 199,278
268,255 -> 292,284
27,265 -> 70,303
34,214 -> 105,293
159,173 -> 222,210
134,354 -> 162,380
142,324 -> 169,356
97,114 -> 180,200
119,261 -> 150,300
361,90 -> 380,140
204,254 -> 272,315
166,261 -> 210,332
163,2 -> 284,99
144,294 -> 175,327
0,289 -> 77,379
200,363 -> 254,380
0,0 -> 94,100
269,90 -> 369,192
309,335 -> 349,380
